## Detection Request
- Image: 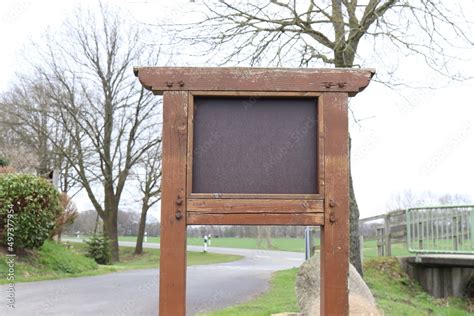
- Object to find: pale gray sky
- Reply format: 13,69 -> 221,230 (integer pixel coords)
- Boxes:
1,0 -> 473,219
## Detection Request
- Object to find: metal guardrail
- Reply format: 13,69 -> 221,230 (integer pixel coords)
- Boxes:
406,205 -> 474,254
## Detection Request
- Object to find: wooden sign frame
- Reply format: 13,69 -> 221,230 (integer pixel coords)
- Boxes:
134,67 -> 374,316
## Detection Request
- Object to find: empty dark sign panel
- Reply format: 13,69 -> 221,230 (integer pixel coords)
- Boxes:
192,96 -> 318,194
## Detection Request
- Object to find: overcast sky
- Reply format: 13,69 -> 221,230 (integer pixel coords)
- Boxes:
1,0 -> 473,219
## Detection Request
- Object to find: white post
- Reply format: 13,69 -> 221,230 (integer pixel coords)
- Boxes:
144,232 -> 148,243
204,235 -> 208,252
208,234 -> 212,246
52,168 -> 60,188
305,227 -> 311,260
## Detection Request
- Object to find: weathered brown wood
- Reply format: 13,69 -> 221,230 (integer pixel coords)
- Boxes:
159,91 -> 188,316
318,96 -> 325,195
191,91 -> 322,97
187,198 -> 324,214
186,92 -> 194,198
320,92 -> 349,316
132,66 -> 374,316
134,67 -> 374,97
187,212 -> 324,226
186,90 -> 322,199
188,193 -> 323,200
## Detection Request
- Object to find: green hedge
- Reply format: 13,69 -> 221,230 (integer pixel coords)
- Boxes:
0,174 -> 62,250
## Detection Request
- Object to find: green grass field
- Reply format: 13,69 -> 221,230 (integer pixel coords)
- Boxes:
0,240 -> 242,284
117,236 -> 310,252
116,235 -> 412,259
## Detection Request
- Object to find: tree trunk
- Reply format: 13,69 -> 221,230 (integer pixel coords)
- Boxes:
256,226 -> 263,248
349,137 -> 363,275
265,226 -> 273,249
135,199 -> 149,255
103,211 -> 120,262
334,59 -> 363,275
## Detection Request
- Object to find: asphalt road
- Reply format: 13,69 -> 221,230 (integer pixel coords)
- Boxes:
1,241 -> 304,315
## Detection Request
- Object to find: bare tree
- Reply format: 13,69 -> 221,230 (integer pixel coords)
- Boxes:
387,190 -> 472,211
134,142 -> 162,255
8,4 -> 161,262
0,78 -> 79,191
256,226 -> 273,249
0,85 -> 47,174
164,0 -> 473,274
51,192 -> 79,242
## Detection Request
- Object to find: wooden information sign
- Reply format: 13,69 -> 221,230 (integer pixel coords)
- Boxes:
134,67 -> 374,316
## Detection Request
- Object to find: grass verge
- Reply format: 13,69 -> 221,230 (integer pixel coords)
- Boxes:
365,257 -> 472,315
0,240 -> 242,284
200,268 -> 300,316
203,257 -> 473,316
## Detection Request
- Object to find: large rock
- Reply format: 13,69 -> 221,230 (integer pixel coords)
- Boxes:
296,255 -> 380,315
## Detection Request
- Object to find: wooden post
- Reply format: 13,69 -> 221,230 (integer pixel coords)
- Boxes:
384,214 -> 392,256
377,227 -> 385,256
159,91 -> 188,316
320,92 -> 349,316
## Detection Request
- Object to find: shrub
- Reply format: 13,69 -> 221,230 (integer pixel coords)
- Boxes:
0,174 -> 62,250
463,276 -> 474,298
0,157 -> 9,167
85,235 -> 111,264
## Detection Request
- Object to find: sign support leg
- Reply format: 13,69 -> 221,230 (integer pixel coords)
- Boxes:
159,91 -> 188,316
320,93 -> 350,315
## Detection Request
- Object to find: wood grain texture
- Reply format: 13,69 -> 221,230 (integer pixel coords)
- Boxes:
187,212 -> 324,226
320,92 -> 350,315
187,198 -> 324,214
191,91 -> 321,97
134,67 -> 375,96
186,92 -> 194,200
159,91 -> 188,316
188,193 -> 323,200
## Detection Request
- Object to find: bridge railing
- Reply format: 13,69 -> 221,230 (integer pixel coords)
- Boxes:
406,205 -> 474,254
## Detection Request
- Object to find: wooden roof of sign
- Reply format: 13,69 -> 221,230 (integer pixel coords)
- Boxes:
133,67 -> 375,96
